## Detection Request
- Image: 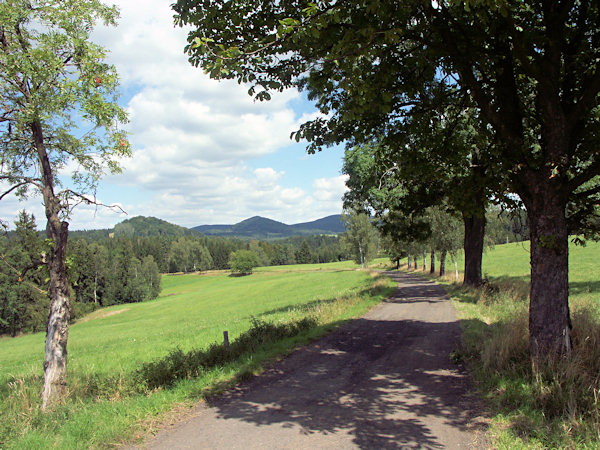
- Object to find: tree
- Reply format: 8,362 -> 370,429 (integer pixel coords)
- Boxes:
0,0 -> 130,408
188,240 -> 213,272
294,240 -> 313,264
168,237 -> 191,273
229,250 -> 260,275
141,255 -> 161,300
174,0 -> 600,358
428,207 -> 464,278
0,211 -> 48,336
341,212 -> 379,268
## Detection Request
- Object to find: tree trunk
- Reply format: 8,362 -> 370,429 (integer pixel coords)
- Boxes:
33,121 -> 71,411
462,212 -> 485,286
521,180 -> 571,359
422,250 -> 426,271
93,273 -> 98,304
430,249 -> 435,274
439,250 -> 447,276
358,242 -> 364,268
407,252 -> 411,269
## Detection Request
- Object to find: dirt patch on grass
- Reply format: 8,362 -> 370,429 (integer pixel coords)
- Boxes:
77,308 -> 130,323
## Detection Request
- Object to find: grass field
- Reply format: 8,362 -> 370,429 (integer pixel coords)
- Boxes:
0,261 -> 395,448
416,239 -> 600,449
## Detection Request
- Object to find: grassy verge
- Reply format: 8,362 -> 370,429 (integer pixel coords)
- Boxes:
0,262 -> 396,448
408,241 -> 600,448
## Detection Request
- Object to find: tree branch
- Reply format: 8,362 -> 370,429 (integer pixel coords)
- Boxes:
0,181 -> 28,200
569,159 -> 600,192
62,188 -> 127,215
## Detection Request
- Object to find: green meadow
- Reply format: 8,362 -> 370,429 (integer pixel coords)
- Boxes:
0,262 -> 395,448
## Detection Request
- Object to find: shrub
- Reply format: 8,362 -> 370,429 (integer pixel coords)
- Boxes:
229,250 -> 260,274
135,317 -> 317,390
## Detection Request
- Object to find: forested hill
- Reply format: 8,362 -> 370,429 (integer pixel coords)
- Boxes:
113,216 -> 199,237
193,214 -> 344,239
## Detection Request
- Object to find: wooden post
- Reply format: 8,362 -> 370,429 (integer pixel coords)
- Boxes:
223,331 -> 229,348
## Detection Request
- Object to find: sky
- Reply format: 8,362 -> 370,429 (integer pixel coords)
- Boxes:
0,0 -> 349,231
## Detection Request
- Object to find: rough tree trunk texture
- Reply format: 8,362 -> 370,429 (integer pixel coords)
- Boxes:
422,250 -> 426,271
33,121 -> 71,411
439,250 -> 447,277
430,249 -> 435,274
521,179 -> 571,359
462,213 -> 485,286
407,252 -> 411,269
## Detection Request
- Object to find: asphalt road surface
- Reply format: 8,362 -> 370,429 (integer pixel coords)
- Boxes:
138,271 -> 488,449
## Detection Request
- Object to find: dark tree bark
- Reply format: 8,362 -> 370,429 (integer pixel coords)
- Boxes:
520,176 -> 572,358
439,249 -> 447,277
462,212 -> 485,286
430,249 -> 435,274
33,120 -> 71,410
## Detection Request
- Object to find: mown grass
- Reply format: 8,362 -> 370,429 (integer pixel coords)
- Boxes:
0,261 -> 396,448
412,240 -> 600,448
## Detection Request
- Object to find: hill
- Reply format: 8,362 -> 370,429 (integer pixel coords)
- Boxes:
113,216 -> 199,238
193,214 -> 344,239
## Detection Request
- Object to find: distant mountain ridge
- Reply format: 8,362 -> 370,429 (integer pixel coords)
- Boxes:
193,214 -> 344,239
69,214 -> 345,240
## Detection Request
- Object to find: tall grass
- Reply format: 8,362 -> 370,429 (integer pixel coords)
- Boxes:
0,263 -> 395,448
426,240 -> 600,448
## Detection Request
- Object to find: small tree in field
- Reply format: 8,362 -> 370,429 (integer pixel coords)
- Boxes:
0,1 -> 129,409
341,212 -> 379,268
229,250 -> 260,275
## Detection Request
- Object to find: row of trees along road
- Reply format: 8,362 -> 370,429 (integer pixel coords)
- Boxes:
173,0 -> 600,360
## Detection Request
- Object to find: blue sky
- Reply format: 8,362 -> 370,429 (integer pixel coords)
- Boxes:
0,0 -> 348,230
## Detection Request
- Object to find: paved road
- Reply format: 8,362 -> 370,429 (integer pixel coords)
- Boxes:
139,271 -> 487,449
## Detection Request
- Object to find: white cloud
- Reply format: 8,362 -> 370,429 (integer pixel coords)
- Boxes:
0,0 -> 345,231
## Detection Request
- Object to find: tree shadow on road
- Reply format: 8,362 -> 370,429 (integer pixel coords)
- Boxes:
205,272 -> 488,448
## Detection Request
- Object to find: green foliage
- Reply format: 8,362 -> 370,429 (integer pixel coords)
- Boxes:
229,249 -> 260,274
294,240 -> 313,264
0,212 -> 48,336
341,212 -> 379,268
0,0 -> 130,203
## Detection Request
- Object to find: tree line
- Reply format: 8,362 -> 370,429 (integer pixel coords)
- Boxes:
0,211 -> 351,337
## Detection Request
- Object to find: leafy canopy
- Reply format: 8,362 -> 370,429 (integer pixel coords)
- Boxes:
0,0 -> 130,216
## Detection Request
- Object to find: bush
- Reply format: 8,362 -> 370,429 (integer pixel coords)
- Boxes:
135,317 -> 316,390
229,250 -> 260,274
